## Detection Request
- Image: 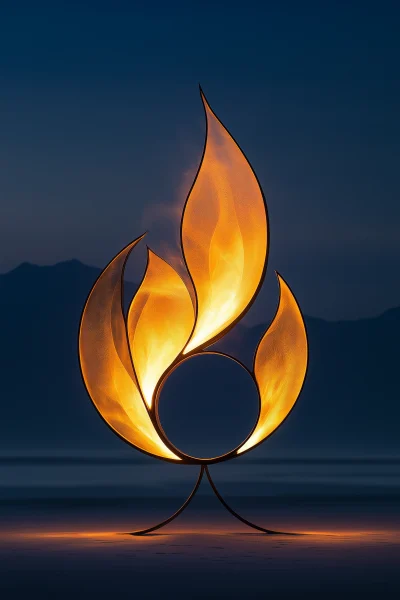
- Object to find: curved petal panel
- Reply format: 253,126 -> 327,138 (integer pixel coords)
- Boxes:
182,91 -> 268,354
238,274 -> 308,454
79,238 -> 180,461
127,250 -> 194,408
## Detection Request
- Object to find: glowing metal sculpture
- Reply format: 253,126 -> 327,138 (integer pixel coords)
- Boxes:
79,89 -> 308,534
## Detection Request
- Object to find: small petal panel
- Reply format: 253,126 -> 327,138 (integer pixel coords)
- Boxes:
127,250 -> 194,408
238,275 -> 308,454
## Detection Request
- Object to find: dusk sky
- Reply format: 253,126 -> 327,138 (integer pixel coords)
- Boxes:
0,1 -> 399,322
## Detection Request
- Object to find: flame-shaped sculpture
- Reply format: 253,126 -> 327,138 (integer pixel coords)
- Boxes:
79,89 -> 308,534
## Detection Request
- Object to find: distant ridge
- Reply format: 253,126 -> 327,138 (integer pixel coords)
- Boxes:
0,260 -> 399,456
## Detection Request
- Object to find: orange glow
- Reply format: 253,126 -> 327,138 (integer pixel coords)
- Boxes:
79,238 -> 180,461
127,249 -> 194,408
5,527 -> 397,545
238,275 -> 308,454
182,92 -> 267,354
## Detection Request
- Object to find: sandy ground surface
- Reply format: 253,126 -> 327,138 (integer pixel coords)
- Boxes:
1,458 -> 399,597
0,498 -> 399,599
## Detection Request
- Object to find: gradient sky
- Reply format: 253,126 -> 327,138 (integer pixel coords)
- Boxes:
0,1 -> 399,322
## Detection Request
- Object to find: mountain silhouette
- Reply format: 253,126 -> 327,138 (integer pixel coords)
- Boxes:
0,260 -> 398,457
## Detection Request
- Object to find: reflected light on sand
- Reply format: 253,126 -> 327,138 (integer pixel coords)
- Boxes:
2,528 -> 398,546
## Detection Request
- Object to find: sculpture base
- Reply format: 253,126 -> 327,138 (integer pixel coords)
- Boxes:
129,465 -> 295,536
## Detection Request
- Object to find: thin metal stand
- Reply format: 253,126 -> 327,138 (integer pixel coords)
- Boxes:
129,465 -> 291,536
129,465 -> 205,536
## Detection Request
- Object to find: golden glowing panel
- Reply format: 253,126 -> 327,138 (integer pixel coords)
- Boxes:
79,90 -> 309,471
79,238 -> 180,461
127,250 -> 194,408
182,92 -> 268,354
238,275 -> 308,454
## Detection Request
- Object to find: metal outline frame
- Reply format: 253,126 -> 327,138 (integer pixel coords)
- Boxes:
78,87 -> 309,534
152,350 -> 261,464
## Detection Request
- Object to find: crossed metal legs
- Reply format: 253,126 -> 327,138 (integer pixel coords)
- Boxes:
129,465 -> 291,536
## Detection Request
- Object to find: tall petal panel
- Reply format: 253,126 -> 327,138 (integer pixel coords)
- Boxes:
182,92 -> 268,354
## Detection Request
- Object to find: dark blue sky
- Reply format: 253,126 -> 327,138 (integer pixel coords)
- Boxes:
0,1 -> 399,322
